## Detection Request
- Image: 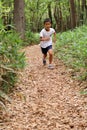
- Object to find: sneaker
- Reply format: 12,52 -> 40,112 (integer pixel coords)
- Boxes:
48,64 -> 54,69
43,59 -> 46,65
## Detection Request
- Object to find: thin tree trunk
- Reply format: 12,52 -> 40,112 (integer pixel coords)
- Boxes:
54,5 -> 61,32
85,0 -> 87,18
14,0 -> 25,39
77,0 -> 81,26
81,0 -> 86,24
70,0 -> 76,29
48,2 -> 52,23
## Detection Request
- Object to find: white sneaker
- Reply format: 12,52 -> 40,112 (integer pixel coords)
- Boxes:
48,64 -> 54,69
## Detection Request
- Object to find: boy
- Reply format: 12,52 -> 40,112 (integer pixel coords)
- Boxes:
40,18 -> 56,69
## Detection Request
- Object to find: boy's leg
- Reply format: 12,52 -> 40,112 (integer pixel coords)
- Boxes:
48,46 -> 54,69
43,54 -> 47,65
41,47 -> 47,65
43,54 -> 47,60
48,49 -> 53,64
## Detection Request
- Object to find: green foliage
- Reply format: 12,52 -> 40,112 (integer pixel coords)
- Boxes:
24,31 -> 40,46
0,23 -> 25,93
80,90 -> 87,95
25,0 -> 54,32
54,0 -> 70,20
55,25 -> 87,80
0,31 -> 25,69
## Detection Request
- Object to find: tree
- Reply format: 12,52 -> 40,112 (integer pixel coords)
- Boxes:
54,4 -> 61,32
70,0 -> 76,29
81,0 -> 86,24
13,0 -> 25,39
48,2 -> 52,23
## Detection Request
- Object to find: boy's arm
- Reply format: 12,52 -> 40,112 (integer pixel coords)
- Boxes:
40,37 -> 50,41
53,32 -> 56,43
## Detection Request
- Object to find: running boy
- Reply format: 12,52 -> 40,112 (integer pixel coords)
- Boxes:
40,18 -> 56,69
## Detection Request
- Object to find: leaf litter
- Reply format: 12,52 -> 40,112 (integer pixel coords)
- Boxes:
0,45 -> 87,130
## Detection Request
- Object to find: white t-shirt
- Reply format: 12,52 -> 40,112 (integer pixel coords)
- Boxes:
40,28 -> 55,48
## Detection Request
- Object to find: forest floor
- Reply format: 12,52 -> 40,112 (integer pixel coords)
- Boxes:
1,45 -> 87,130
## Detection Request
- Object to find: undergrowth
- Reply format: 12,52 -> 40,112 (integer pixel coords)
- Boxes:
0,23 -> 25,111
55,25 -> 87,80
23,31 -> 40,46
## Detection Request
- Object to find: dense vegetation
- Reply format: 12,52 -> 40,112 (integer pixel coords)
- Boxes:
25,0 -> 87,32
55,25 -> 87,80
24,32 -> 39,46
1,0 -> 87,34
0,21 -> 25,110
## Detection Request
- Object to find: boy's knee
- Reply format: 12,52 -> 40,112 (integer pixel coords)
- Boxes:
49,51 -> 53,56
44,54 -> 47,57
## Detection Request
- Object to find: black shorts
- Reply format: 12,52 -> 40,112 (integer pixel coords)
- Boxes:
41,45 -> 52,55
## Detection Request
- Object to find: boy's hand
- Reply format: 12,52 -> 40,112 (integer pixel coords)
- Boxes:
40,37 -> 50,41
45,37 -> 50,41
53,32 -> 56,43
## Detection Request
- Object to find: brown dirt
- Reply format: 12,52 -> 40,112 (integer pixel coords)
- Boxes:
1,45 -> 87,130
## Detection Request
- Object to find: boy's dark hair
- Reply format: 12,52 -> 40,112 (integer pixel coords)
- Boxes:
44,18 -> 51,24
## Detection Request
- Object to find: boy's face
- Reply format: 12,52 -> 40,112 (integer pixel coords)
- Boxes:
44,22 -> 51,31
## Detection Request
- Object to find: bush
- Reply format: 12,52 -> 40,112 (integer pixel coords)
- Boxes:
0,29 -> 25,93
55,25 -> 87,80
23,31 -> 40,46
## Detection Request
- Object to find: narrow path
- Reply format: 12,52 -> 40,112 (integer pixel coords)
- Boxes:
1,45 -> 87,130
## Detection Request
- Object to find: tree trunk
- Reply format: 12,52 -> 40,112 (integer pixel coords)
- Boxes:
77,0 -> 81,26
85,0 -> 87,19
70,0 -> 76,29
14,0 -> 25,39
54,5 -> 61,32
48,2 -> 52,23
81,0 -> 86,24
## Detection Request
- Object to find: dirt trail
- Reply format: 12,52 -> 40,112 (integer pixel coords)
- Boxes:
1,45 -> 87,130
